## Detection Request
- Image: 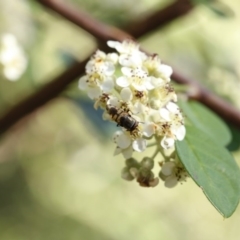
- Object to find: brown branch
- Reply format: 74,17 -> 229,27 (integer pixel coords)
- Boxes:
125,0 -> 194,38
172,71 -> 240,127
199,89 -> 240,127
36,0 -> 133,42
0,60 -> 89,135
36,0 -> 194,44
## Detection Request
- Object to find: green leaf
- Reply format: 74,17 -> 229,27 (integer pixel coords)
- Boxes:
227,124 -> 240,151
178,100 -> 231,146
176,126 -> 240,217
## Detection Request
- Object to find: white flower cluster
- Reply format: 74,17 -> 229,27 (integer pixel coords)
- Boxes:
159,160 -> 188,188
79,40 -> 187,187
0,33 -> 27,81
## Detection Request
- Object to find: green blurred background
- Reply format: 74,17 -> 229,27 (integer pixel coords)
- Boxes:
0,0 -> 240,239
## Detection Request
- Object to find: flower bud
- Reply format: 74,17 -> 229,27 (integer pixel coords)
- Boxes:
141,157 -> 154,170
136,168 -> 156,187
121,167 -> 134,181
149,178 -> 159,187
125,158 -> 140,168
129,168 -> 139,178
159,171 -> 167,181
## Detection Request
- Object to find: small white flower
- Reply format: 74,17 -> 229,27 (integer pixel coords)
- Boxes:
107,96 -> 120,107
78,76 -> 107,100
102,62 -> 115,76
142,122 -> 155,137
101,77 -> 115,92
113,130 -> 147,158
149,76 -> 164,88
158,64 -> 173,79
107,40 -> 147,67
1,34 -> 17,47
78,75 -> 88,90
159,107 -> 171,121
106,40 -> 139,55
113,131 -> 131,149
78,74 -> 114,100
143,55 -> 172,82
172,125 -> 186,141
132,102 -> 147,114
120,87 -> 133,102
87,87 -> 102,99
166,101 -> 180,113
79,40 -> 186,187
132,138 -> 147,152
106,53 -> 118,64
116,76 -> 130,88
158,101 -> 185,147
86,50 -> 115,76
160,161 -> 188,188
78,50 -> 117,98
107,40 -> 126,52
150,85 -> 177,110
119,66 -> 157,92
0,33 -> 27,81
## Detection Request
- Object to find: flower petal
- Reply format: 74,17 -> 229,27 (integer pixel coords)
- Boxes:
107,96 -> 120,107
143,122 -> 155,137
78,76 -> 88,90
164,175 -> 178,188
175,125 -> 186,141
161,137 -> 175,149
122,146 -> 133,159
101,78 -> 114,92
107,40 -> 120,49
159,108 -> 170,121
107,53 -> 118,64
166,101 -> 179,113
103,62 -> 115,76
161,162 -> 175,176
158,64 -> 173,78
114,147 -> 122,156
87,87 -> 101,99
121,67 -> 132,77
120,87 -> 133,102
115,132 -> 131,149
150,76 -> 163,88
116,76 -> 130,88
132,138 -> 147,152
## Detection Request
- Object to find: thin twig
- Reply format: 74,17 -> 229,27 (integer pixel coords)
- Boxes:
172,71 -> 240,126
37,0 -> 133,42
125,0 -> 194,38
0,60 -> 88,135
